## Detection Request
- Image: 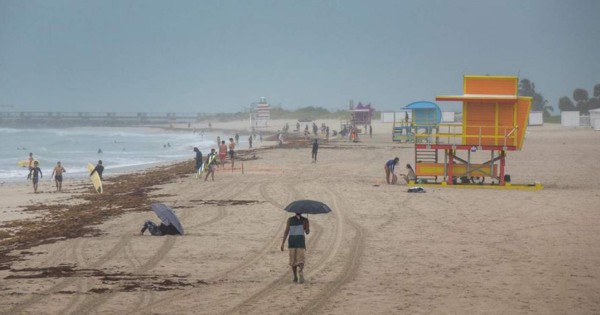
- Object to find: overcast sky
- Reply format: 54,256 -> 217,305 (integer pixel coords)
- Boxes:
1,0 -> 599,113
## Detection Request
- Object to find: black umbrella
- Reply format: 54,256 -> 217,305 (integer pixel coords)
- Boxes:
151,203 -> 184,235
284,199 -> 332,215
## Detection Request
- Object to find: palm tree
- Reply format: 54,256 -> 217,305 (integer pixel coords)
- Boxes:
519,78 -> 550,113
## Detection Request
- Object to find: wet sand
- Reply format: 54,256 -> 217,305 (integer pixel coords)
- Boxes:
1,121 -> 599,314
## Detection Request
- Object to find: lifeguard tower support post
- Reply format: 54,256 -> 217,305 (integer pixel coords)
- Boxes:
412,75 -> 540,189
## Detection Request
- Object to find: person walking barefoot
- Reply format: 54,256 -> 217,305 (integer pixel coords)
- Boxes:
281,212 -> 310,283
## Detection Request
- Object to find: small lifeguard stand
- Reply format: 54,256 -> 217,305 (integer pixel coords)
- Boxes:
393,101 -> 442,143
412,75 -> 541,189
351,102 -> 374,130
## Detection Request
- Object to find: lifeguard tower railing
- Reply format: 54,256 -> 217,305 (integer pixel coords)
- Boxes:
411,122 -> 521,186
412,123 -> 520,149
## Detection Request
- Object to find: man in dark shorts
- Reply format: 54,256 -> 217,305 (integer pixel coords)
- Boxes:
27,161 -> 43,193
281,213 -> 310,283
51,161 -> 66,192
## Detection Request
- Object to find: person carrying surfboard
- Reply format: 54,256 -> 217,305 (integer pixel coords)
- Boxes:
28,152 -> 34,170
204,148 -> 218,181
90,160 -> 104,180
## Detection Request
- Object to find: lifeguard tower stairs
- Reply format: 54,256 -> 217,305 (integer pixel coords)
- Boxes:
410,75 -> 542,190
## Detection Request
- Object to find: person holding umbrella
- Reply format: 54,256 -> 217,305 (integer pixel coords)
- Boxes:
281,212 -> 310,283
139,203 -> 184,236
281,200 -> 331,284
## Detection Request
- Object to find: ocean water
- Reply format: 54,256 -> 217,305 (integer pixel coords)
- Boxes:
0,127 -> 226,182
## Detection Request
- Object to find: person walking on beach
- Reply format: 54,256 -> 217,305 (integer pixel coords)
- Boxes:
384,157 -> 400,184
311,139 -> 319,163
193,147 -> 203,176
205,148 -> 218,181
90,160 -> 104,180
281,212 -> 310,284
27,161 -> 43,193
248,135 -> 253,148
50,161 -> 66,192
235,133 -> 240,145
27,152 -> 35,170
228,138 -> 236,169
218,140 -> 227,168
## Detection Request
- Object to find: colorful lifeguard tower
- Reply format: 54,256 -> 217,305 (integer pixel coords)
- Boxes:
393,101 -> 442,143
411,75 -> 542,189
350,102 -> 374,128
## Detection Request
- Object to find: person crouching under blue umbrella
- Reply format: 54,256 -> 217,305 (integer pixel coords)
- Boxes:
140,219 -> 181,236
280,212 -> 310,284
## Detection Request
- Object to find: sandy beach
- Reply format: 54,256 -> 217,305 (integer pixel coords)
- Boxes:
1,120 -> 599,314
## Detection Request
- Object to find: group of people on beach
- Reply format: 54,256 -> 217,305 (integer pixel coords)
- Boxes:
194,134 -> 246,181
24,152 -> 104,193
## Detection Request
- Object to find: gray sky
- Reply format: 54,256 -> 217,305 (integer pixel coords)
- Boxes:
1,0 -> 599,113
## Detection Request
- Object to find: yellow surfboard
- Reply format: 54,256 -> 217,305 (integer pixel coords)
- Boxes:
87,163 -> 103,193
18,159 -> 38,168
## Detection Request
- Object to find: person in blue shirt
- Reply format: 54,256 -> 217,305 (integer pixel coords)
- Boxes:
384,157 -> 400,184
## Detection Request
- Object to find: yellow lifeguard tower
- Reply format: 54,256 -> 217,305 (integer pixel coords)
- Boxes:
412,75 -> 542,189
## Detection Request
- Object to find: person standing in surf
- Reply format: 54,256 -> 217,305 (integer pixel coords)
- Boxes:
281,213 -> 310,283
90,160 -> 104,180
50,161 -> 66,192
27,161 -> 43,193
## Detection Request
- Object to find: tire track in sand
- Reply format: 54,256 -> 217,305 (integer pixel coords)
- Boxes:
126,179 -> 291,314
223,179 -> 361,315
71,180 -> 254,314
292,184 -> 366,315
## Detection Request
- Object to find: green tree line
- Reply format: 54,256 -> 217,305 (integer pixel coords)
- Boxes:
519,79 -> 600,116
558,84 -> 600,114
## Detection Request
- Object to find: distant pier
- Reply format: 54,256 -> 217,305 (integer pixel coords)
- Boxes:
0,111 -> 205,127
